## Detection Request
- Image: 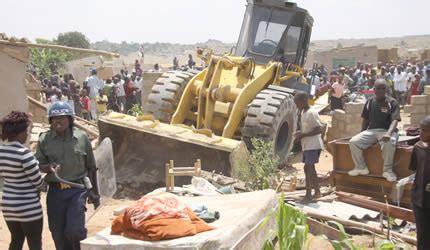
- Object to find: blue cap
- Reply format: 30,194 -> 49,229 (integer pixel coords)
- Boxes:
48,101 -> 74,118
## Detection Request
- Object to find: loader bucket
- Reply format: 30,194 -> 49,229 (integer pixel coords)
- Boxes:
98,112 -> 249,197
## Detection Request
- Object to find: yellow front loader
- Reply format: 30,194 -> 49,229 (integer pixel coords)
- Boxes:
98,0 -> 314,191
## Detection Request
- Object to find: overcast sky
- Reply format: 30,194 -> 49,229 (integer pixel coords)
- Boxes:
1,0 -> 429,44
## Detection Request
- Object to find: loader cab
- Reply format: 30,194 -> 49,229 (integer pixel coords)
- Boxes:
235,0 -> 313,67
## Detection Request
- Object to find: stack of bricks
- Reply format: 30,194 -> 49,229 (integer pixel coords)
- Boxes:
403,86 -> 430,127
326,102 -> 365,142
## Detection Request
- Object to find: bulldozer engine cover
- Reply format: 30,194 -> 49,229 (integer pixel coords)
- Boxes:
94,137 -> 117,198
98,112 -> 249,196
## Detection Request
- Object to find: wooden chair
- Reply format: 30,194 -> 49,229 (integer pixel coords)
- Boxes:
165,159 -> 202,191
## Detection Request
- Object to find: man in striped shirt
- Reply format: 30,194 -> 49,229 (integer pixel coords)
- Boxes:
0,111 -> 43,250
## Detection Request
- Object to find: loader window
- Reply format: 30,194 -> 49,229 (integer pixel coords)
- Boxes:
249,8 -> 291,56
252,21 -> 287,55
282,26 -> 302,63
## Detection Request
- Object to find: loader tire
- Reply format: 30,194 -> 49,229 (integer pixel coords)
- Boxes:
242,86 -> 297,163
145,71 -> 196,123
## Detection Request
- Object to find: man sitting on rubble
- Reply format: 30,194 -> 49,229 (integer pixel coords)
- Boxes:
348,79 -> 401,182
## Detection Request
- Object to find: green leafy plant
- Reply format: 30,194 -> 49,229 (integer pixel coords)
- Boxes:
30,38 -> 71,79
128,104 -> 144,116
319,221 -> 366,250
233,138 -> 279,190
262,193 -> 308,250
318,222 -> 411,250
375,239 -> 411,250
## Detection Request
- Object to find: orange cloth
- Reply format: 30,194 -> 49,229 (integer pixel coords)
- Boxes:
111,193 -> 213,241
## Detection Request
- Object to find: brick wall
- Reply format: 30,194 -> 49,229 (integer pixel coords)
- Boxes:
327,102 -> 365,142
403,86 -> 430,127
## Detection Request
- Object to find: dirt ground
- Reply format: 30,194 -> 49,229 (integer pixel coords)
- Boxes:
0,149 -> 335,250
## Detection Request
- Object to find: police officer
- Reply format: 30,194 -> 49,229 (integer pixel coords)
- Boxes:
36,101 -> 100,250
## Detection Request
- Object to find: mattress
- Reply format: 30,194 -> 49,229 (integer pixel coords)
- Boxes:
81,190 -> 278,250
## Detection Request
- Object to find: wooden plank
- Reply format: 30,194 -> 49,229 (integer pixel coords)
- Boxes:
170,171 -> 198,176
333,172 -> 412,207
307,217 -> 342,241
336,191 -> 415,222
331,141 -> 414,178
304,210 -> 417,246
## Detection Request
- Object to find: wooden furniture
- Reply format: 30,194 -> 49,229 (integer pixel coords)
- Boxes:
165,159 -> 202,191
329,138 -> 415,207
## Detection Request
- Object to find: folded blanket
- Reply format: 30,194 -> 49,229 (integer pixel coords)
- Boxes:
111,193 -> 213,241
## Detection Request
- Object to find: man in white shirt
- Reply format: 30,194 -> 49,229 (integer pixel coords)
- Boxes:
407,66 -> 417,89
393,66 -> 407,107
86,69 -> 104,120
114,76 -> 126,113
136,76 -> 144,107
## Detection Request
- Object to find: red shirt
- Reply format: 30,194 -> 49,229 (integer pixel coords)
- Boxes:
411,79 -> 420,96
124,81 -> 135,97
80,96 -> 90,111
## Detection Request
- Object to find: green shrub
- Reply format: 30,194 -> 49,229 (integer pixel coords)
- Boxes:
233,138 -> 279,190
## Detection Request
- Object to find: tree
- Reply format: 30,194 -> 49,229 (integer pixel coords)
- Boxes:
29,38 -> 71,79
56,31 -> 90,49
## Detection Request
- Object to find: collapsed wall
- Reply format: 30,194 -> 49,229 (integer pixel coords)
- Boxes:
0,41 -> 29,118
326,102 -> 365,142
403,86 -> 430,127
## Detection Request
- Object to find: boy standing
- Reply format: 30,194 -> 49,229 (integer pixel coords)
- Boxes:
80,89 -> 91,120
409,116 -> 430,250
293,92 -> 324,202
96,89 -> 108,115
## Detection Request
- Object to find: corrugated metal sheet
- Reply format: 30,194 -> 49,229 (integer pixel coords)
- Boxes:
293,201 -> 380,221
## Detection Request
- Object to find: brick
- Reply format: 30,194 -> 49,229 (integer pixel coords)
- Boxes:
344,102 -> 365,113
336,120 -> 346,130
403,105 -> 414,113
403,105 -> 427,114
411,114 -> 427,125
411,95 -> 428,105
345,126 -> 361,135
345,123 -> 362,129
333,109 -> 346,121
424,86 -> 430,95
345,114 -> 362,123
331,119 -> 338,128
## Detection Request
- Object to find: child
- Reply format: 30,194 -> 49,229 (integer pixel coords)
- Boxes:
409,115 -> 430,250
329,76 -> 344,110
96,89 -> 108,115
108,85 -> 120,112
293,91 -> 324,202
80,89 -> 91,120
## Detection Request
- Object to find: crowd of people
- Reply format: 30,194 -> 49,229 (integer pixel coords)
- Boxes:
39,60 -> 145,121
302,60 -> 430,111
